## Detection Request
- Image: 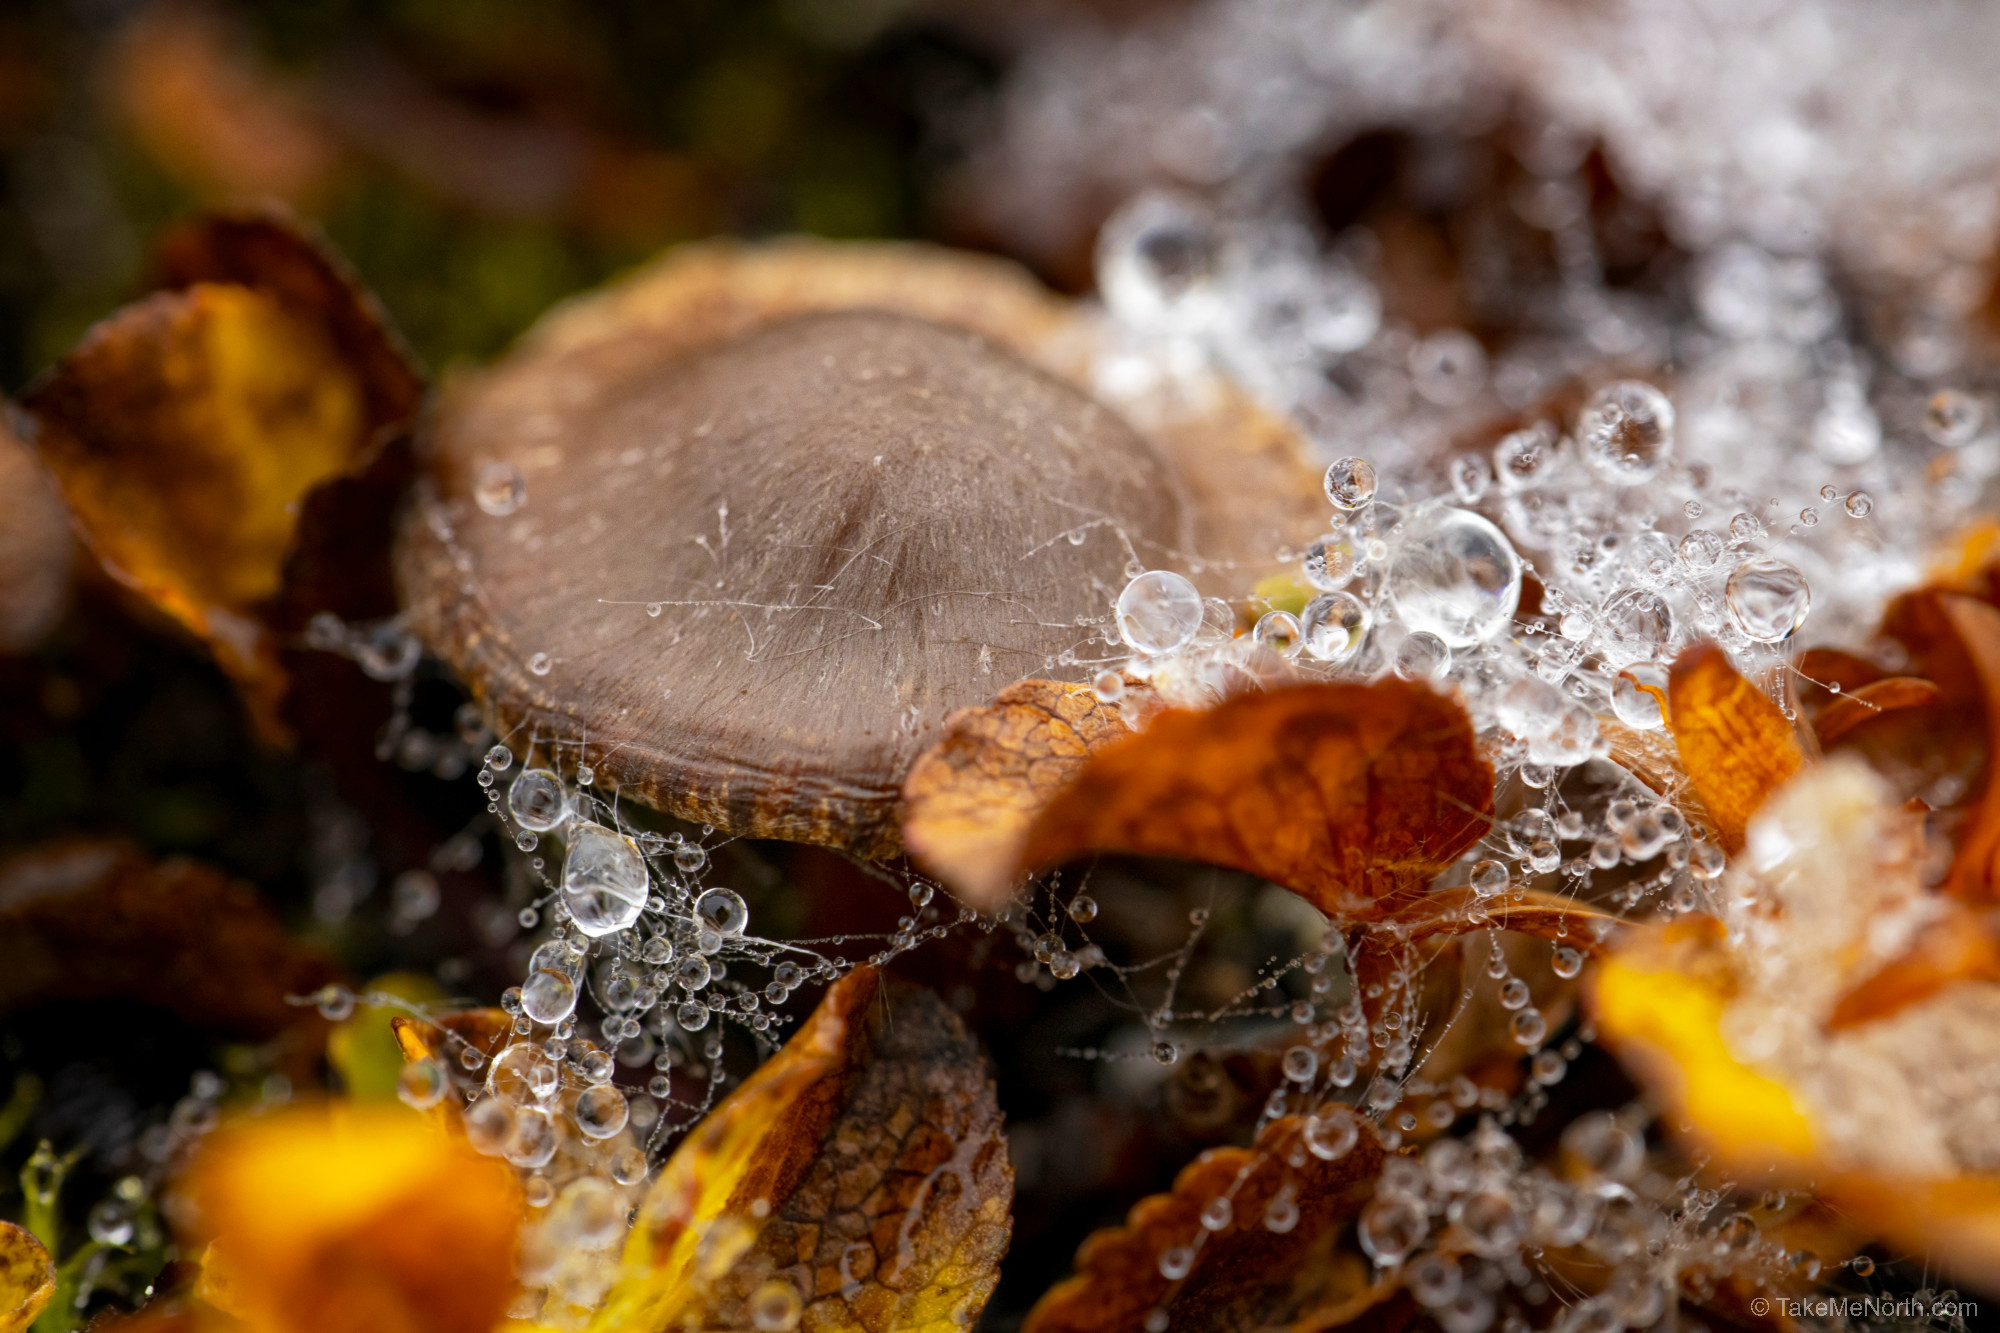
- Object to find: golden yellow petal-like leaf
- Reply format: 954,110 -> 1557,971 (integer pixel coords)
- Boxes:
595,966 -> 1012,1333
187,1103 -> 522,1333
1589,917 -> 1816,1171
1666,644 -> 1805,854
0,1221 -> 54,1333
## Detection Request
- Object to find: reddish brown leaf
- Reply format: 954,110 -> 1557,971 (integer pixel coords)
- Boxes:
1812,676 -> 1943,746
1023,1113 -> 1393,1333
1666,644 -> 1805,854
909,681 -> 1491,916
1796,647 -> 1886,699
1940,595 -> 2000,903
1829,904 -> 2000,1029
0,840 -> 341,1053
902,680 -> 1140,906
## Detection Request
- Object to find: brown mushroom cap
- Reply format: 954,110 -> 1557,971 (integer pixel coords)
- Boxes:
401,308 -> 1186,856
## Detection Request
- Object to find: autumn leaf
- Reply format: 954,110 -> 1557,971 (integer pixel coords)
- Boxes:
0,841 -> 341,1071
1665,643 -> 1804,854
1810,675 -> 1942,746
1937,594 -> 2000,903
1023,1112 -> 1392,1333
904,680 -> 1491,917
594,966 -> 1012,1333
22,210 -> 422,738
0,1221 -> 54,1333
1828,902 -> 2000,1029
902,680 -> 1140,906
185,1104 -> 521,1333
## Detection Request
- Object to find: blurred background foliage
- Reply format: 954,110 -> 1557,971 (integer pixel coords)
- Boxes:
0,0 -> 1010,388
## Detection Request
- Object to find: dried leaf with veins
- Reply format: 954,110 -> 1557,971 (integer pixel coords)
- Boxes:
21,209 -> 421,737
905,680 -> 1491,914
1023,1114 -> 1394,1333
1665,643 -> 1804,854
594,966 -> 1011,1333
0,1221 -> 54,1333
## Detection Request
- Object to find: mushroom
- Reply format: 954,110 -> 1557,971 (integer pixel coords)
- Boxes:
399,241 -> 1324,857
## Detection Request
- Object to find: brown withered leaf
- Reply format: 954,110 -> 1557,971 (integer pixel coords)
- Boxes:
907,680 -> 1491,915
1939,594 -> 2000,902
0,1221 -> 54,1333
23,210 -> 421,737
902,680 -> 1140,904
0,840 -> 341,1060
594,966 -> 1012,1333
1666,644 -> 1804,854
1023,1113 -> 1395,1333
1812,676 -> 1943,747
1828,903 -> 2000,1029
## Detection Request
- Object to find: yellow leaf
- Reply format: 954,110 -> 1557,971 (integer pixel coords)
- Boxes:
0,1221 -> 54,1333
595,966 -> 1012,1333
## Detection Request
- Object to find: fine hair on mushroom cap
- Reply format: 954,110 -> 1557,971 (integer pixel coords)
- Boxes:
401,306 -> 1189,857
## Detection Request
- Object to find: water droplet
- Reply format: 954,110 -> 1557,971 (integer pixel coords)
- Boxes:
1510,1007 -> 1548,1047
1302,535 -> 1357,590
1725,558 -> 1811,641
573,1083 -> 630,1139
1151,1040 -> 1180,1066
87,1199 -> 135,1247
1551,946 -> 1585,979
1358,1194 -> 1426,1265
1116,571 -> 1204,655
1845,490 -> 1874,518
1492,423 -> 1556,492
528,652 -> 553,676
750,1280 -> 804,1333
1388,630 -> 1452,684
1252,610 -> 1303,658
1303,1106 -> 1361,1160
678,955 -> 712,991
1300,592 -> 1369,663
1199,1197 -> 1233,1231
1263,1193 -> 1300,1234
1281,1046 -> 1318,1083
464,1098 -> 514,1155
1157,1245 -> 1195,1281
1578,381 -> 1674,486
1386,507 -> 1522,647
1469,859 -> 1509,897
1091,670 -> 1126,703
1097,191 -> 1224,336
1068,894 -> 1098,924
1449,453 -> 1491,504
647,602 -> 663,617
696,887 -> 750,937
474,461 -> 526,516
486,743 -> 514,771
1925,390 -> 1982,447
676,1000 -> 710,1031
674,844 -> 708,874
397,1057 -> 449,1110
1324,457 -> 1378,510
561,823 -> 650,937
509,769 -> 568,832
1595,589 -> 1673,666
1611,668 -> 1666,730
1678,529 -> 1723,570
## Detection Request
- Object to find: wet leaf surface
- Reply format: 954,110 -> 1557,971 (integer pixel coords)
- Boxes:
187,1104 -> 521,1333
909,680 -> 1491,919
1022,1114 -> 1392,1333
1666,644 -> 1804,854
0,1221 -> 54,1333
21,211 -> 422,738
596,966 -> 1012,1333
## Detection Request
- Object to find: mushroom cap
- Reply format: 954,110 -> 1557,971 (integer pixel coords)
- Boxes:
402,306 -> 1186,856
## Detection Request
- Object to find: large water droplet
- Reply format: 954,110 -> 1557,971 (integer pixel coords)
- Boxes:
561,822 -> 649,937
1578,381 -> 1674,486
1725,559 -> 1810,641
1386,507 -> 1522,647
508,769 -> 569,832
1595,588 -> 1673,666
1116,571 -> 1203,655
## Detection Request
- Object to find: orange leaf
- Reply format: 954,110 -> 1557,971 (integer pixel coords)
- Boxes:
1023,1113 -> 1392,1333
1940,594 -> 2000,903
1811,675 -> 1942,746
908,681 -> 1492,917
1795,647 -> 1886,699
187,1103 -> 522,1333
901,680 -> 1139,908
595,966 -> 1012,1333
0,1221 -> 54,1333
1666,644 -> 1804,854
1827,903 -> 2000,1029
22,210 -> 421,739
